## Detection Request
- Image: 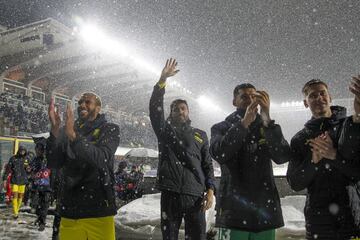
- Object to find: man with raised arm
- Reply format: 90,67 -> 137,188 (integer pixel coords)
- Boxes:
149,58 -> 215,240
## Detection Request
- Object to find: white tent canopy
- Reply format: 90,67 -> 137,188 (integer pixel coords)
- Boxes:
124,147 -> 158,158
115,147 -> 133,156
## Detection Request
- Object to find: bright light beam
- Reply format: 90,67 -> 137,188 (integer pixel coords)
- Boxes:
78,22 -> 159,75
197,95 -> 222,112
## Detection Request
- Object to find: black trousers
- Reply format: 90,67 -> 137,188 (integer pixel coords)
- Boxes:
52,204 -> 61,240
305,207 -> 360,240
34,191 -> 50,224
160,191 -> 206,240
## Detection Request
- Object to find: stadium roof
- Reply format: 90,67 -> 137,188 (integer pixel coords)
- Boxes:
0,18 -> 193,114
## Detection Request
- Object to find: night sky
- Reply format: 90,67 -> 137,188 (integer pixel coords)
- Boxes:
1,0 -> 359,109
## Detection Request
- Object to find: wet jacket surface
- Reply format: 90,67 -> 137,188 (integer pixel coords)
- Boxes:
47,114 -> 120,219
287,106 -> 360,239
210,108 -> 291,232
4,146 -> 29,185
149,84 -> 215,197
30,155 -> 51,192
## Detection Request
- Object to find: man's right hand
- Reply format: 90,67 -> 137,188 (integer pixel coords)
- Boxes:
159,58 -> 180,84
241,100 -> 258,129
48,97 -> 61,138
311,150 -> 322,164
350,75 -> 360,122
3,181 -> 6,190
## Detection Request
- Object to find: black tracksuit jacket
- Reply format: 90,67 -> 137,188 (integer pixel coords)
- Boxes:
287,106 -> 360,239
210,109 -> 291,232
149,83 -> 215,197
46,114 -> 120,219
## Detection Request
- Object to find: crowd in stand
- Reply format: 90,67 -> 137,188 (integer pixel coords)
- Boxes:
0,91 -> 158,148
0,92 -> 48,135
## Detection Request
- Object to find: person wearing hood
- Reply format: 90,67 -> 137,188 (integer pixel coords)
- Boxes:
149,58 -> 215,240
2,145 -> 29,218
46,92 -> 120,240
287,78 -> 360,239
210,83 -> 291,240
30,142 -> 51,231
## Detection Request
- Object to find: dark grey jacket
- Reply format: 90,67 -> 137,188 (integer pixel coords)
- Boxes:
149,84 -> 215,197
46,114 -> 120,219
3,146 -> 29,185
287,106 -> 360,238
210,109 -> 291,232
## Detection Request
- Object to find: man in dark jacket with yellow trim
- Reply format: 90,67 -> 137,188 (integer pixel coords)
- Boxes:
3,146 -> 29,218
210,84 -> 291,240
47,92 -> 120,240
287,78 -> 360,240
149,58 -> 215,240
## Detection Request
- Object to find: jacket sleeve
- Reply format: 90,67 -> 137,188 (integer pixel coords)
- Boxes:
46,131 -> 66,170
149,83 -> 166,138
264,123 -> 291,164
201,133 -> 216,191
69,124 -> 120,170
286,137 -> 319,192
328,117 -> 360,181
210,120 -> 248,164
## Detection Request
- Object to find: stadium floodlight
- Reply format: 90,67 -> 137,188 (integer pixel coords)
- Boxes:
280,101 -> 302,107
80,24 -> 130,57
197,95 -> 222,112
78,22 -> 159,75
76,18 -> 194,96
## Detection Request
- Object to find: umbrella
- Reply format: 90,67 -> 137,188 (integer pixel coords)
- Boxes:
124,148 -> 158,158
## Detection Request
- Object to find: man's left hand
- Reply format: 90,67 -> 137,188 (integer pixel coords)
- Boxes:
201,189 -> 214,212
308,131 -> 337,160
256,91 -> 271,126
65,103 -> 76,141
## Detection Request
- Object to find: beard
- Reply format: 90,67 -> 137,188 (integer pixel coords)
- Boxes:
78,108 -> 97,121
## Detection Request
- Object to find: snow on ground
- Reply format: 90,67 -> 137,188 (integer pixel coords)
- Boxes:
115,194 -> 306,240
0,194 -> 306,239
0,206 -> 54,240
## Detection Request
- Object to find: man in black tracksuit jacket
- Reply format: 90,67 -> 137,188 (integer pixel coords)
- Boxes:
210,83 -> 291,240
30,142 -> 51,231
46,92 -> 119,240
149,58 -> 215,240
287,79 -> 360,239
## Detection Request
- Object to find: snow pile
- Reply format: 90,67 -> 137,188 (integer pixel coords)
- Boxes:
115,194 -> 306,240
115,193 -> 216,240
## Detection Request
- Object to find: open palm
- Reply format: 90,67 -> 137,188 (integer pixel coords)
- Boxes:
48,98 -> 61,137
160,58 -> 179,79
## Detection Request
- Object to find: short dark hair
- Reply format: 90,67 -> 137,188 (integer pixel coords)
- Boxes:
233,83 -> 256,97
302,79 -> 328,96
170,99 -> 188,113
